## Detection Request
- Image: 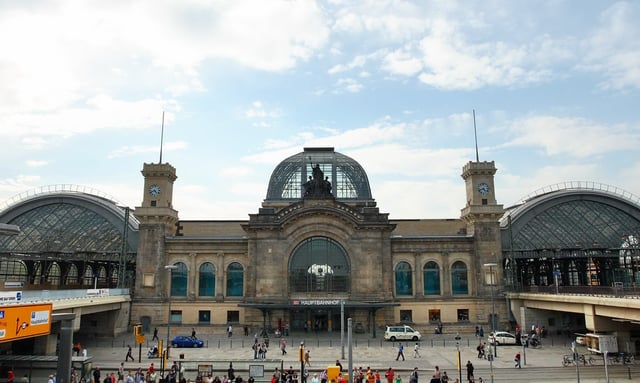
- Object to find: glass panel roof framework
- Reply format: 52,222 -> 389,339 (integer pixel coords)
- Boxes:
0,193 -> 138,262
266,148 -> 373,202
501,190 -> 640,255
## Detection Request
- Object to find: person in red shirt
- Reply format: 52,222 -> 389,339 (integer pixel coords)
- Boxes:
7,369 -> 15,383
384,368 -> 394,383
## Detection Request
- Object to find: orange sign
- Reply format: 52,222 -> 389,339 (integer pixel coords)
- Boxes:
0,303 -> 52,343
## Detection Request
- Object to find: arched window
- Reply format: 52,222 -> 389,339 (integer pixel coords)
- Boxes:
47,262 -> 61,286
451,261 -> 469,295
423,261 -> 441,295
199,262 -> 216,296
110,267 -> 119,286
395,261 -> 413,296
0,260 -> 28,283
96,265 -> 107,288
170,262 -> 188,297
289,237 -> 350,293
226,262 -> 244,297
83,265 -> 94,287
65,264 -> 79,286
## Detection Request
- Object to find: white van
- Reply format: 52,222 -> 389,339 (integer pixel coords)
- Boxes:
384,325 -> 422,341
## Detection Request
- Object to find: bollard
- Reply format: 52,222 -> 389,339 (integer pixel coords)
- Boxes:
628,366 -> 631,380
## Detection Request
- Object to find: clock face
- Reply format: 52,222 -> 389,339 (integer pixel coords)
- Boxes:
478,182 -> 490,196
149,184 -> 161,197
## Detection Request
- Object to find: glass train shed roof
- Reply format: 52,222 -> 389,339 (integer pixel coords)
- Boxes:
0,189 -> 138,261
501,183 -> 640,251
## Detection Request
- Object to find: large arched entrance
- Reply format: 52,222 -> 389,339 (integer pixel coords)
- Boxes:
288,236 -> 350,331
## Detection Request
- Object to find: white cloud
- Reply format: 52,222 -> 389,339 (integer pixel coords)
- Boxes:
382,47 -> 423,76
500,116 -> 640,158
580,2 -> 640,90
26,160 -> 48,168
335,78 -> 364,93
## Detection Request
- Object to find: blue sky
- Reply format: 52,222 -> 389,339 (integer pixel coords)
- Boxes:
0,0 -> 639,220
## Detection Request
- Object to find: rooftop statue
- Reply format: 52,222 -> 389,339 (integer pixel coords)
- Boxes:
303,164 -> 333,198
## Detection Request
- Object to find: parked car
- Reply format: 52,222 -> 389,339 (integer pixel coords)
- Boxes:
384,325 -> 422,341
171,335 -> 204,348
488,331 -> 517,345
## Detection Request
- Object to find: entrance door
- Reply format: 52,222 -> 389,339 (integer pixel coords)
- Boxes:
312,312 -> 328,332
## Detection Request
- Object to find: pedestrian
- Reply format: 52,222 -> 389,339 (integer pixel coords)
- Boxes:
228,363 -> 235,381
304,350 -> 311,366
465,361 -> 474,383
429,367 -> 439,383
409,368 -> 418,383
384,368 -> 394,383
336,360 -> 343,372
152,328 -> 159,341
93,367 -> 101,383
227,325 -> 233,337
191,328 -> 197,339
396,343 -> 405,361
118,363 -> 125,383
479,327 -> 484,338
440,372 -> 448,383
413,343 -> 421,358
514,352 -> 521,368
48,375 -> 55,383
281,339 -> 287,355
126,345 -> 135,362
252,339 -> 259,359
7,369 -> 14,383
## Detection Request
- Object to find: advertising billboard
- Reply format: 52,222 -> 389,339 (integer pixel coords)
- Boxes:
0,303 -> 52,342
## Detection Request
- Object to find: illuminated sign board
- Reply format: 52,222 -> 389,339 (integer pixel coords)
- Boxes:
0,303 -> 52,343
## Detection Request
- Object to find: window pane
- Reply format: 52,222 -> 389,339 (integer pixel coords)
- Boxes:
395,262 -> 413,296
199,262 -> 216,296
423,261 -> 440,295
289,237 -> 350,293
452,261 -> 468,295
226,262 -> 244,297
170,262 -> 188,296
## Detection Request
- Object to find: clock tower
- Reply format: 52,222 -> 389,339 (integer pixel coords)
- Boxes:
133,162 -> 178,300
460,161 -> 504,296
460,160 -> 503,230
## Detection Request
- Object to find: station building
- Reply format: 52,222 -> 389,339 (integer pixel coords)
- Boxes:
1,146 -> 639,344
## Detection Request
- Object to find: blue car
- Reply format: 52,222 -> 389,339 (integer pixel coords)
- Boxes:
171,335 -> 204,348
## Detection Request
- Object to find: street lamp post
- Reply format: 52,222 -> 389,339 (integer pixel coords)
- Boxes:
484,262 -> 498,383
164,265 -> 178,350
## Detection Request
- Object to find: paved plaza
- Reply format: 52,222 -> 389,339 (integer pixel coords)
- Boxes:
70,329 -> 639,383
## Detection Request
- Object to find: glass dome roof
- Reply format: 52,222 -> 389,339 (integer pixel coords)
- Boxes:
265,147 -> 373,202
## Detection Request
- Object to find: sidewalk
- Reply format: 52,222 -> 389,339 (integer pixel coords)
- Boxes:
83,330 -> 579,377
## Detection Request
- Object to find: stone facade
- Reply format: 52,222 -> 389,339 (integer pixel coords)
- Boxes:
131,149 -> 506,336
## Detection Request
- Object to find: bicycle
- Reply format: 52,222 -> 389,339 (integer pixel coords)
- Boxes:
609,353 -> 635,365
562,354 -> 594,366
